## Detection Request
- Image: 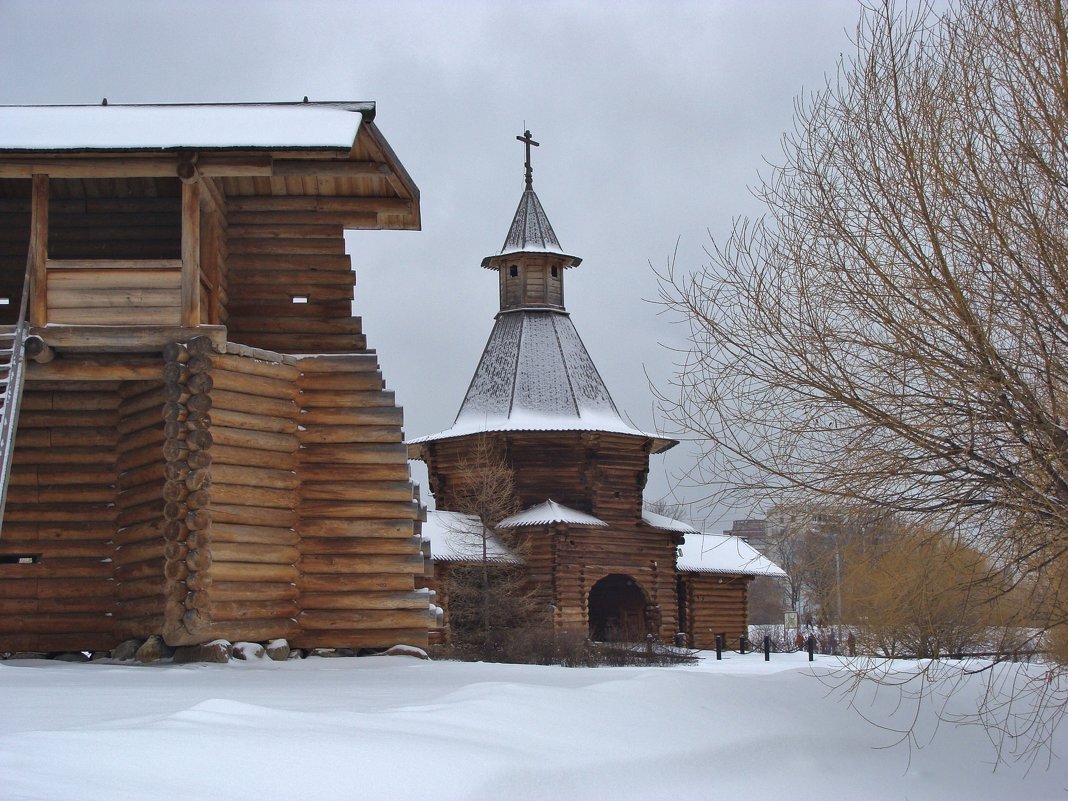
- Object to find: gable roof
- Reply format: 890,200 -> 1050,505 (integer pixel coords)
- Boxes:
0,102 -> 372,153
677,532 -> 787,577
497,500 -> 608,529
421,510 -> 522,565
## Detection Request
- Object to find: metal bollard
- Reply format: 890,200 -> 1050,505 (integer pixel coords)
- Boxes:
807,634 -> 815,662
764,635 -> 771,661
739,635 -> 747,655
715,634 -> 723,660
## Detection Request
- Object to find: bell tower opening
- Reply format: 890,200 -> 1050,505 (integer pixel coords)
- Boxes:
588,574 -> 648,642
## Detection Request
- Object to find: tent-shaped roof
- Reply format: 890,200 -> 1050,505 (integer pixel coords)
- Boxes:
409,310 -> 675,451
677,532 -> 787,577
497,500 -> 608,529
482,188 -> 581,264
421,511 -> 522,564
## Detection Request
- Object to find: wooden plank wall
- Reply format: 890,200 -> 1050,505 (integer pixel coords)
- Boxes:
0,382 -> 121,652
45,260 -> 182,325
679,573 -> 751,648
224,211 -> 365,354
113,379 -> 167,640
295,353 -> 429,649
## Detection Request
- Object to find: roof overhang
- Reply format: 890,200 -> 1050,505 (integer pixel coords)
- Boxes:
0,102 -> 420,230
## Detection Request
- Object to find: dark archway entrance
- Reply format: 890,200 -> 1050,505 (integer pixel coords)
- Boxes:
588,574 -> 648,641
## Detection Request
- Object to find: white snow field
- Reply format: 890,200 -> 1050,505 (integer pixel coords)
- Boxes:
0,651 -> 1064,800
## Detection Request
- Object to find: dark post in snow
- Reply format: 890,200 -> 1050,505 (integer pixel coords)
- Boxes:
715,634 -> 723,660
807,635 -> 815,662
739,635 -> 747,655
764,635 -> 771,661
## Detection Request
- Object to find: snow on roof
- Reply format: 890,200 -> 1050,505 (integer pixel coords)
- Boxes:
641,510 -> 697,534
497,500 -> 608,529
498,188 -> 566,256
421,510 -> 522,564
0,102 -> 370,152
409,310 -> 674,452
677,532 -> 787,577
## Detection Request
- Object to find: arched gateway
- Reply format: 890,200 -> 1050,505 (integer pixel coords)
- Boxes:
588,574 -> 649,642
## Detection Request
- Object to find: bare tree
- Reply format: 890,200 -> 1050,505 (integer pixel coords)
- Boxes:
439,437 -> 536,658
656,0 -> 1068,754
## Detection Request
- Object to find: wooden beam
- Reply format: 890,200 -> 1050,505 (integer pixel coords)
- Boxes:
272,160 -> 392,177
0,158 -> 177,178
181,180 -> 201,327
27,356 -> 163,381
224,196 -> 411,213
197,154 -> 273,177
29,174 -> 48,326
31,323 -> 226,352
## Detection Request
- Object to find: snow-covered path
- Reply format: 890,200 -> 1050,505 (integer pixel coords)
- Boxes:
0,651 -> 1063,800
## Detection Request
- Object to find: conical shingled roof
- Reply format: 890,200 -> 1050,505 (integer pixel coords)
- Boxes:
502,189 -> 563,254
483,188 -> 581,266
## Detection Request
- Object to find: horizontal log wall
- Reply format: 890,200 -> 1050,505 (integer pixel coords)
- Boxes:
0,381 -> 121,652
46,186 -> 181,261
295,353 -> 429,649
679,573 -> 751,648
424,431 -> 652,524
160,339 -> 303,646
113,379 -> 166,640
223,211 -> 365,353
45,260 -> 182,325
520,524 -> 681,640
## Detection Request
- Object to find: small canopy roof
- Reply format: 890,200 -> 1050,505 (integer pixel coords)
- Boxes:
677,532 -> 787,577
0,102 -> 372,152
641,510 -> 697,534
497,500 -> 608,529
421,510 -> 522,564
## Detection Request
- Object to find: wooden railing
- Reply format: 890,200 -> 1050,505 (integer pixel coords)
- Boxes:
0,250 -> 33,533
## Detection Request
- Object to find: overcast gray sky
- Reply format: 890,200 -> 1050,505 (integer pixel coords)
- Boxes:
0,0 -> 861,529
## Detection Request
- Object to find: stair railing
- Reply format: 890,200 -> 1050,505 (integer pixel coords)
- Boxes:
0,249 -> 34,533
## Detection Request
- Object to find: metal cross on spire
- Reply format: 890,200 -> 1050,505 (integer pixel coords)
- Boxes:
517,129 -> 539,190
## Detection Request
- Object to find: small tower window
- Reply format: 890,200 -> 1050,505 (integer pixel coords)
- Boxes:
551,265 -> 559,278
509,265 -> 518,278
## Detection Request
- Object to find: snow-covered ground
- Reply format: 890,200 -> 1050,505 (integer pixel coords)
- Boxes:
0,651 -> 1064,800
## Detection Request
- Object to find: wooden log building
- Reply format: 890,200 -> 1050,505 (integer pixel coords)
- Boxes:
0,101 -> 432,653
409,134 -> 785,647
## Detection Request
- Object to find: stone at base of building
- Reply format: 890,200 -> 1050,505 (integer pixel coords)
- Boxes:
173,640 -> 233,664
135,635 -> 173,663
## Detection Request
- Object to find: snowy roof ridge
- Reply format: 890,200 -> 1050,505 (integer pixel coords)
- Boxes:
421,510 -> 522,564
676,532 -> 788,577
497,500 -> 608,529
0,102 -> 371,152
